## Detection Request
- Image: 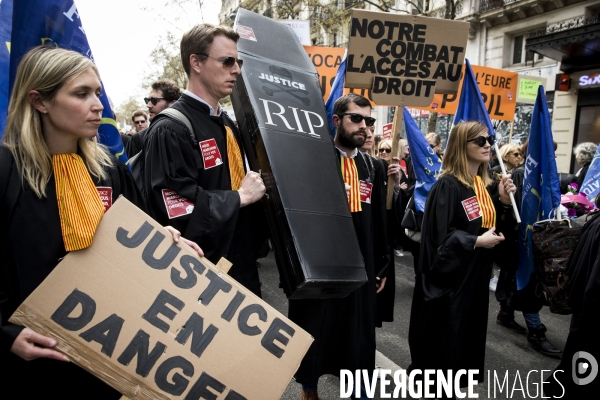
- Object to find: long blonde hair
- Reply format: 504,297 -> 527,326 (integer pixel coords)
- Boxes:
2,46 -> 113,198
440,121 -> 491,188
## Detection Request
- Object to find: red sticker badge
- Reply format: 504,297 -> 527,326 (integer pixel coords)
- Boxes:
162,189 -> 195,219
96,187 -> 113,212
199,139 -> 223,170
461,196 -> 482,221
360,181 -> 373,204
236,25 -> 257,41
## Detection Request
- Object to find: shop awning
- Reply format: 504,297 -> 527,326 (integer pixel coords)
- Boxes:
526,21 -> 600,73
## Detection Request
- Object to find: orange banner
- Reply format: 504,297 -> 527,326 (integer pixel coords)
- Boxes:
303,45 -> 374,103
414,65 -> 518,121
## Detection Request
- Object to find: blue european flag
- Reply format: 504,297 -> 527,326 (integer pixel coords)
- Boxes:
0,0 -> 13,133
453,59 -> 495,137
0,0 -> 127,163
579,145 -> 600,202
325,50 -> 346,139
516,85 -> 561,289
403,107 -> 442,212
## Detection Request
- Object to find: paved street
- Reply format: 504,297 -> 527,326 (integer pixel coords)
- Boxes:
257,250 -> 571,400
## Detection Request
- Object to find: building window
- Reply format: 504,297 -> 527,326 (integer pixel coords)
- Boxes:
513,34 -> 543,65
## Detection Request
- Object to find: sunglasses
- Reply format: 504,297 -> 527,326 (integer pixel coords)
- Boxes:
197,53 -> 243,69
379,148 -> 392,153
467,135 -> 495,147
512,152 -> 522,157
134,120 -> 146,124
338,113 -> 376,127
144,97 -> 165,106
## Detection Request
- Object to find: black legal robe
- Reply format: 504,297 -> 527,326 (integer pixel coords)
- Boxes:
0,146 -> 142,398
288,150 -> 391,383
408,174 -> 513,386
143,94 -> 268,296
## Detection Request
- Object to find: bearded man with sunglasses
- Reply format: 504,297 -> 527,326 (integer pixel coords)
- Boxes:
289,93 -> 391,400
143,24 -> 267,297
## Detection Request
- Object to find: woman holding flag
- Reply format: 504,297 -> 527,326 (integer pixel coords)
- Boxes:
0,46 -> 202,397
408,121 -> 516,394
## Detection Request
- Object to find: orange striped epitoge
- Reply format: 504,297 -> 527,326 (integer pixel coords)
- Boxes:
226,126 -> 245,191
473,175 -> 496,228
341,157 -> 361,213
53,154 -> 105,251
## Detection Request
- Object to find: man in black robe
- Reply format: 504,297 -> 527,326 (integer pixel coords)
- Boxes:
288,93 -> 391,400
143,24 -> 267,296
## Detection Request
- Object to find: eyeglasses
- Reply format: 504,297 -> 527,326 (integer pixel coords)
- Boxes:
338,113 -> 376,127
144,97 -> 165,106
467,135 -> 495,147
379,148 -> 392,153
134,120 -> 146,124
196,53 -> 243,69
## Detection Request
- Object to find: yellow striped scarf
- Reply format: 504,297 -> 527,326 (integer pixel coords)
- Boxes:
53,154 -> 105,251
226,126 -> 245,191
473,175 -> 496,228
341,156 -> 361,212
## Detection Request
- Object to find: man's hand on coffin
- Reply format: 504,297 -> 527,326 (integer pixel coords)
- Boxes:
165,226 -> 204,257
238,171 -> 266,207
376,277 -> 387,293
11,327 -> 70,362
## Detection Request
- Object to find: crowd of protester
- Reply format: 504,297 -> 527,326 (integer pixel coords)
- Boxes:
1,21 -> 599,400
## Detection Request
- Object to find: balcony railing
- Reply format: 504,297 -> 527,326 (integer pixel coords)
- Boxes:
340,0 -> 362,10
479,0 -> 520,14
527,12 -> 600,38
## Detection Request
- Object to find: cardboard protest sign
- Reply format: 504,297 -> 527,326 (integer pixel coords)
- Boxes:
10,197 -> 313,400
517,75 -> 546,105
346,10 -> 469,106
303,45 -> 374,103
414,65 -> 518,121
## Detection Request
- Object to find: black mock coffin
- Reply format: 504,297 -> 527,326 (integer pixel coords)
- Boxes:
231,8 -> 367,299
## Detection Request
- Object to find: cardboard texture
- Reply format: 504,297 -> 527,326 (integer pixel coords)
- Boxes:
231,9 -> 368,299
346,10 -> 469,106
9,197 -> 313,400
414,65 -> 518,120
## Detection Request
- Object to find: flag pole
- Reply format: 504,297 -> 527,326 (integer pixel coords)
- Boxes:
386,106 -> 403,209
494,143 -> 521,223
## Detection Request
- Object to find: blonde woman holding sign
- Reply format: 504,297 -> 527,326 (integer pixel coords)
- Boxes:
0,46 -> 202,397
